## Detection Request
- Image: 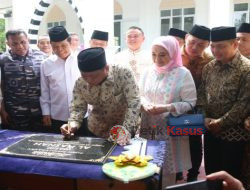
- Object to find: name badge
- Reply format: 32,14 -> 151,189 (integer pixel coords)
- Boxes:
4,62 -> 21,72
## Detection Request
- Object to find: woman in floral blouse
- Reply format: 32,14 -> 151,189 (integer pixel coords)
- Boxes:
139,36 -> 197,188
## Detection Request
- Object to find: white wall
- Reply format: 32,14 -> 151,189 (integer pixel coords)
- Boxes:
4,0 -> 114,49
12,0 -> 39,33
78,0 -> 114,48
208,0 -> 234,27
138,0 -> 161,49
3,0 -> 241,51
117,0 -> 161,50
194,0 -> 210,26
117,0 -> 140,50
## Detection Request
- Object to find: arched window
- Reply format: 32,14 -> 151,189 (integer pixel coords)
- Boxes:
46,5 -> 66,30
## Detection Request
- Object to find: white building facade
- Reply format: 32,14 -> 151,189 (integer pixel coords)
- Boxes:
0,0 -> 114,48
0,0 -> 250,50
115,0 -> 250,50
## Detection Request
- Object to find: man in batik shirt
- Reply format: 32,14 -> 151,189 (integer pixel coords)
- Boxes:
61,47 -> 140,146
237,22 -> 250,190
181,24 -> 213,182
198,26 -> 250,182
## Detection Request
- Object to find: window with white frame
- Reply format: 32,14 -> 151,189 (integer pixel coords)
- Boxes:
114,14 -> 122,52
161,7 -> 195,35
47,21 -> 66,30
233,3 -> 250,28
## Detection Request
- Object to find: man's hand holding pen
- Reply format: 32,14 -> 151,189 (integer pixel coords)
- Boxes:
60,122 -> 78,140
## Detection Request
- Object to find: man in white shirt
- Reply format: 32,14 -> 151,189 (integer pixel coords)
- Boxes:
114,26 -> 151,83
40,26 -> 87,134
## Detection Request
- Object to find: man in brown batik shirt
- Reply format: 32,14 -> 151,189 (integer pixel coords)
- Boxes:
181,24 -> 213,182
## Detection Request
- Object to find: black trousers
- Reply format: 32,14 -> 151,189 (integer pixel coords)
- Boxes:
43,119 -> 67,134
2,115 -> 43,132
188,135 -> 203,177
204,131 -> 246,180
75,117 -> 91,137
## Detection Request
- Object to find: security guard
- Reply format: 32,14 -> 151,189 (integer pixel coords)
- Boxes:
0,29 -> 47,131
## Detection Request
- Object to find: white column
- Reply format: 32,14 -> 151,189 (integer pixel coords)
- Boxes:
117,0 -> 140,50
12,0 -> 39,33
118,0 -> 161,50
138,0 -> 161,49
208,0 -> 233,28
194,0 -> 210,27
79,0 -> 114,47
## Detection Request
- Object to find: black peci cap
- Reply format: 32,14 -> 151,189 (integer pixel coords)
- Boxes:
189,24 -> 211,41
237,23 -> 250,33
49,26 -> 69,42
211,26 -> 236,42
168,28 -> 187,39
77,47 -> 107,72
91,30 -> 109,41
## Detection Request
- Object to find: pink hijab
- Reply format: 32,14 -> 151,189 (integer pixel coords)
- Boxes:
152,36 -> 183,73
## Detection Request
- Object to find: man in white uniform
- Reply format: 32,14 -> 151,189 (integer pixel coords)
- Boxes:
40,26 -> 87,134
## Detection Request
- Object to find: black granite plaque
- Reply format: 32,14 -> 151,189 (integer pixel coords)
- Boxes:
0,134 -> 116,164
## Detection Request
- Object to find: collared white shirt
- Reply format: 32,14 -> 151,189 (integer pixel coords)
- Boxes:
40,54 -> 80,121
114,48 -> 152,83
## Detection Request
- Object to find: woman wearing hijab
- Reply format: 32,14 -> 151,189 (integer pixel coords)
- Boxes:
139,36 -> 197,187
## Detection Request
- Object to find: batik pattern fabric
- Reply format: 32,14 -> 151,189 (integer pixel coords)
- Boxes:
68,64 -> 141,138
198,52 -> 250,141
181,47 -> 214,90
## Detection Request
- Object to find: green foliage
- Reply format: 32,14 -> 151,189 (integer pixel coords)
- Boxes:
0,19 -> 6,52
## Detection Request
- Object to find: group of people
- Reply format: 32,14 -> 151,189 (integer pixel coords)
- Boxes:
0,22 -> 249,190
